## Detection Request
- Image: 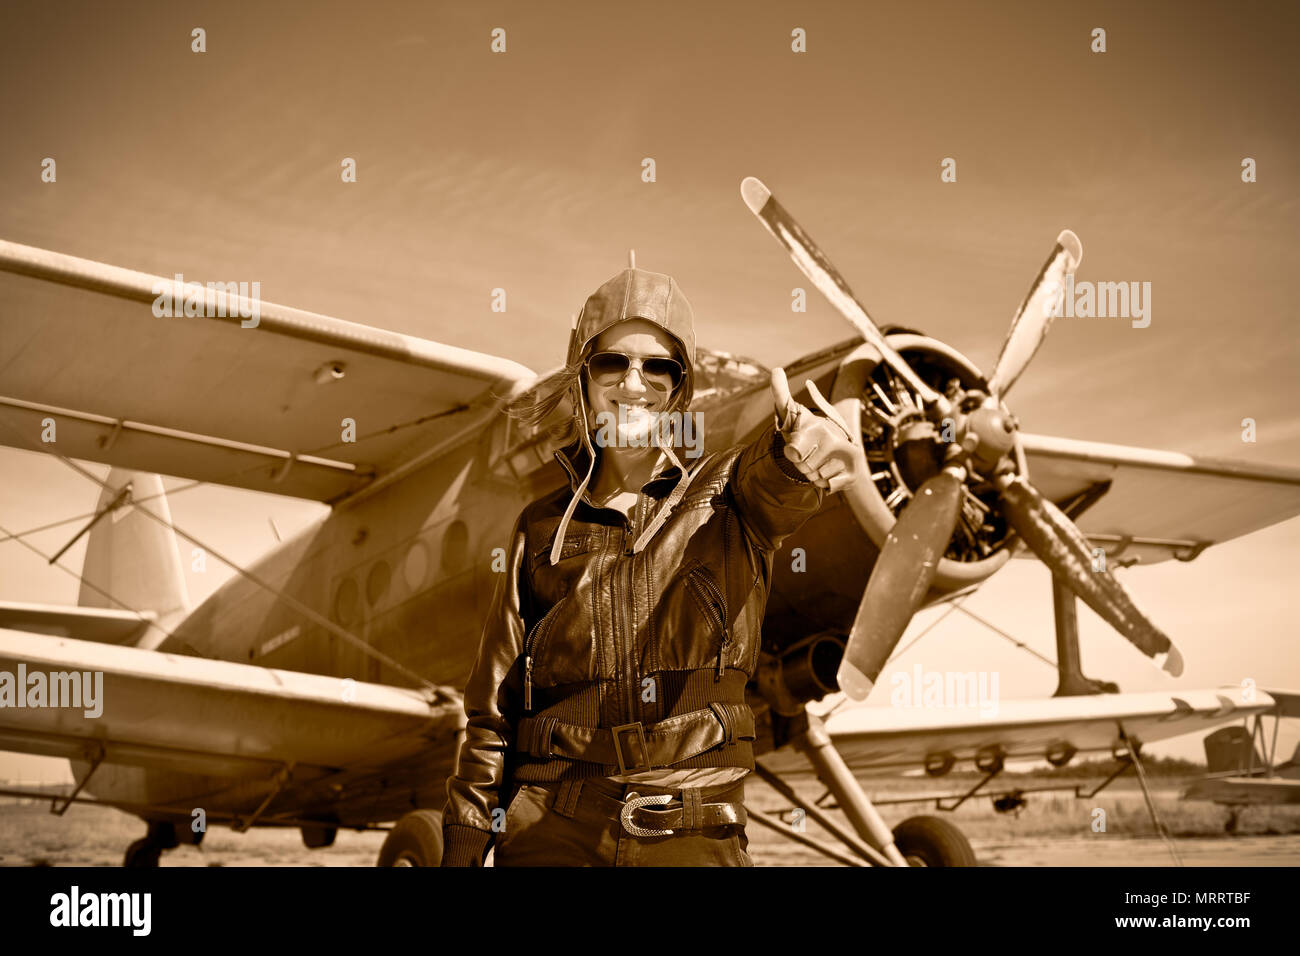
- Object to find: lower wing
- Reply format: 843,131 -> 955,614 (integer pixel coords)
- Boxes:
0,628 -> 465,826
820,686 -> 1273,774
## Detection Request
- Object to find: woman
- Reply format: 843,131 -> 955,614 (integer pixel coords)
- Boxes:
440,263 -> 861,866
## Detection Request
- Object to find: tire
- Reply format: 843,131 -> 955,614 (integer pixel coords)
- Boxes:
123,837 -> 161,868
892,815 -> 977,867
301,825 -> 338,849
377,810 -> 444,867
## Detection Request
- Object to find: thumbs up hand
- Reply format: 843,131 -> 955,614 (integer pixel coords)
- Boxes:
770,368 -> 865,493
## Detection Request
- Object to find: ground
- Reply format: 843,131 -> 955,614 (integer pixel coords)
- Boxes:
3,773 -> 1297,866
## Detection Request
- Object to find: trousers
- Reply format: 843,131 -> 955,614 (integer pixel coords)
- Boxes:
492,775 -> 753,867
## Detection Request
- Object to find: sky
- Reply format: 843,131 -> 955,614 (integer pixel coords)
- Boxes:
1,0 -> 1298,781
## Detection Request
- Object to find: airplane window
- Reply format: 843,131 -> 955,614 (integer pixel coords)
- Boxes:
443,520 -> 469,572
366,560 -> 390,606
333,577 -> 359,625
404,541 -> 429,592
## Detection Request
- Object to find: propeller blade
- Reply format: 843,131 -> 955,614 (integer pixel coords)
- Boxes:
741,176 -> 946,412
996,474 -> 1183,676
987,230 -> 1082,399
837,465 -> 966,700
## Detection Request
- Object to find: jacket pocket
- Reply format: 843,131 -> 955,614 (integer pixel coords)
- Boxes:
531,530 -> 596,564
524,594 -> 595,695
683,563 -> 732,680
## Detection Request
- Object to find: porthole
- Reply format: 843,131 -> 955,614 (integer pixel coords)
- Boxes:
404,541 -> 429,591
366,560 -> 390,606
442,520 -> 469,572
334,576 -> 359,625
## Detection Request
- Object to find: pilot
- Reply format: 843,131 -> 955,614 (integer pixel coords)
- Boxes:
441,263 -> 862,866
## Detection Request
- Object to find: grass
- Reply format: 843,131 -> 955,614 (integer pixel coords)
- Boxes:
2,770 -> 1297,866
749,771 -> 1300,840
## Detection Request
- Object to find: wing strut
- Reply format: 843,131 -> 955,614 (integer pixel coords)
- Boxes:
1117,723 -> 1183,866
51,743 -> 105,816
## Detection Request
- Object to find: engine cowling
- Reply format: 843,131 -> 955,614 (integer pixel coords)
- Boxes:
829,334 -> 1017,590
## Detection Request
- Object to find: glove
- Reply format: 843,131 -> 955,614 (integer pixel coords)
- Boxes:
770,367 -> 865,493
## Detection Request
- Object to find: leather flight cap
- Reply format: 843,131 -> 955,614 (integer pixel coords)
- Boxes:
569,267 -> 697,411
516,702 -> 755,772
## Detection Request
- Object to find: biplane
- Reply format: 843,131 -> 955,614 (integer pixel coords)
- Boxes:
1181,689 -> 1300,831
1,179 -> 1298,866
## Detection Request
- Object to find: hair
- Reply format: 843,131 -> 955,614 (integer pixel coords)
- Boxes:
502,362 -> 585,448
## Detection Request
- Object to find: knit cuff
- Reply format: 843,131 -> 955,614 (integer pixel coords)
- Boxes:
771,429 -> 812,483
440,823 -> 494,867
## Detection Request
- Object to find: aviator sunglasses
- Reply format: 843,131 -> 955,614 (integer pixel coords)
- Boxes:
584,351 -> 685,391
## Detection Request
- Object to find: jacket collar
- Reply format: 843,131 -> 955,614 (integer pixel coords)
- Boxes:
553,439 -> 683,501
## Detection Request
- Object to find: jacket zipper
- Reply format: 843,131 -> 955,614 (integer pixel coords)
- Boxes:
687,566 -> 730,680
523,602 -> 562,712
621,496 -> 643,723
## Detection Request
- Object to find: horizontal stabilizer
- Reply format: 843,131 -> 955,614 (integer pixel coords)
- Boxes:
0,601 -> 155,645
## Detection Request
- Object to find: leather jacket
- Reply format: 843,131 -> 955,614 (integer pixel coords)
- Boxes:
440,420 -> 823,865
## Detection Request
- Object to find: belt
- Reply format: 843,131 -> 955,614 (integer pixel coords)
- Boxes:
517,702 -> 755,774
543,777 -> 747,837
620,792 -> 746,836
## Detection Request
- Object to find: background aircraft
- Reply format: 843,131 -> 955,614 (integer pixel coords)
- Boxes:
1182,689 -> 1300,830
2,186 -> 1299,867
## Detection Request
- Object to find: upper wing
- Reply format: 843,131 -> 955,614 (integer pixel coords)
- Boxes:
1021,434 -> 1300,564
1261,688 -> 1300,718
0,240 -> 535,503
0,627 -> 464,824
818,686 -> 1273,774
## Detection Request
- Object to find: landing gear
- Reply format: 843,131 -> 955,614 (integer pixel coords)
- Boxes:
892,815 -> 978,867
377,810 -> 444,866
749,710 -> 979,867
123,820 -> 178,868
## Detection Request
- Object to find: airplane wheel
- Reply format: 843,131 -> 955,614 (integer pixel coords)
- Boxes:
124,821 -> 176,868
892,815 -> 977,867
377,810 -> 444,867
124,837 -> 162,868
301,825 -> 338,849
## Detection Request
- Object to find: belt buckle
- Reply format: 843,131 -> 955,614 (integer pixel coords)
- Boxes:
610,721 -> 650,775
620,792 -> 675,837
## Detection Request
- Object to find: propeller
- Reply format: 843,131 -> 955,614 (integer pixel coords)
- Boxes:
987,230 -> 1082,400
995,474 -> 1183,676
738,178 -> 1183,700
838,464 -> 967,701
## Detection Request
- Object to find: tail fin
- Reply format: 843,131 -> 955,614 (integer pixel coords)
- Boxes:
79,469 -> 189,649
1203,726 -> 1265,775
1283,742 -> 1300,776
